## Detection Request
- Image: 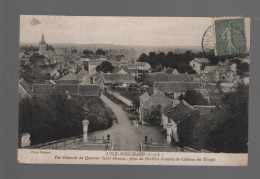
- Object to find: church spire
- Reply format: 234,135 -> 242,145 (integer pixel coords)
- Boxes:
41,33 -> 45,42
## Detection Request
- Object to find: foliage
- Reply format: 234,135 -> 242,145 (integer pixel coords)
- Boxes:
82,50 -> 94,55
177,84 -> 249,153
95,49 -> 106,56
183,90 -> 209,105
96,61 -> 114,73
138,50 -> 249,74
155,64 -> 163,72
143,105 -> 161,125
19,95 -> 113,145
29,53 -> 45,66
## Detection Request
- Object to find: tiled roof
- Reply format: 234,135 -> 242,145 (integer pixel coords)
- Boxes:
167,100 -> 194,123
168,74 -> 190,81
154,82 -> 202,93
58,72 -> 78,80
193,105 -> 216,115
145,73 -> 190,84
102,73 -> 136,84
78,85 -> 99,96
202,83 -> 219,94
76,69 -> 88,80
142,91 -> 172,111
103,74 -> 122,84
134,62 -> 149,67
119,74 -> 136,84
32,84 -> 99,96
154,82 -> 186,92
204,66 -> 217,73
194,58 -> 209,64
53,80 -> 80,84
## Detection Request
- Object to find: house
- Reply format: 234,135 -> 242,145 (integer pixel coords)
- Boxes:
134,62 -> 151,71
153,81 -> 208,100
69,65 -> 78,74
96,73 -> 136,91
124,67 -> 139,77
144,72 -> 191,86
76,68 -> 88,80
193,105 -> 216,115
18,78 -> 32,99
139,90 -> 173,124
219,82 -> 237,93
204,66 -> 217,73
166,100 -> 195,142
50,69 -> 60,80
32,84 -> 99,97
189,58 -> 209,74
58,72 -> 78,81
117,68 -> 128,74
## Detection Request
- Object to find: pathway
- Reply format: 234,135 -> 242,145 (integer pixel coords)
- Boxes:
92,94 -> 163,151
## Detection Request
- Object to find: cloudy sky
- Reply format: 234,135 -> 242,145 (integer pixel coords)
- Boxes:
20,15 -> 214,46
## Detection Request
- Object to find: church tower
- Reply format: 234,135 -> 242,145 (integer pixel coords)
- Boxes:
39,33 -> 47,55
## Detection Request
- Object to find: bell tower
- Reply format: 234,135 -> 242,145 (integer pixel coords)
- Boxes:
39,33 -> 47,55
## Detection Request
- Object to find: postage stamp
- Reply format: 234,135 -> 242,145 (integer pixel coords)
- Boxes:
214,18 -> 246,56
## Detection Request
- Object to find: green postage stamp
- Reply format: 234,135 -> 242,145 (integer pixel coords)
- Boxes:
214,18 -> 246,56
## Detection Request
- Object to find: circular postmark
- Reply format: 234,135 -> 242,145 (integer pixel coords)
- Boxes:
201,25 -> 216,55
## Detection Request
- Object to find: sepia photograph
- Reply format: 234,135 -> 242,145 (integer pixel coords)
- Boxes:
17,16 -> 250,166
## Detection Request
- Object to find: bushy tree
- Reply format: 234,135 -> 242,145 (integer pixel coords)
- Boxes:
95,49 -> 106,56
183,90 -> 209,105
143,105 -> 161,125
96,61 -> 114,73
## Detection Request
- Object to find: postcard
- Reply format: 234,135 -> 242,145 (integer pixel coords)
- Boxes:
18,16 -> 250,166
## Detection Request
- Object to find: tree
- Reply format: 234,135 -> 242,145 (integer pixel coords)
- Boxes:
143,105 -> 161,125
95,49 -> 106,56
96,61 -> 114,73
82,50 -> 94,55
155,64 -> 163,72
183,90 -> 209,105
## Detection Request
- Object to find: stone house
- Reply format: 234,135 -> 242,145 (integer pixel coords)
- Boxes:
138,91 -> 173,124
189,58 -> 209,74
50,69 -> 60,80
96,73 -> 137,91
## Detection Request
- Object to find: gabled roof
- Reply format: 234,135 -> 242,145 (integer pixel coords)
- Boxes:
76,69 -> 88,80
145,73 -> 190,84
103,74 -> 122,84
58,72 -> 78,80
193,58 -> 209,64
79,77 -> 90,85
134,62 -> 150,67
167,100 -> 194,123
168,74 -> 190,82
172,69 -> 180,74
142,91 -> 173,111
139,92 -> 150,103
154,82 -> 186,93
119,74 -> 136,84
154,81 -> 202,93
102,73 -> 136,84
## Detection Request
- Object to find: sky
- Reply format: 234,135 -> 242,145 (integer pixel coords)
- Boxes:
20,15 -> 214,46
